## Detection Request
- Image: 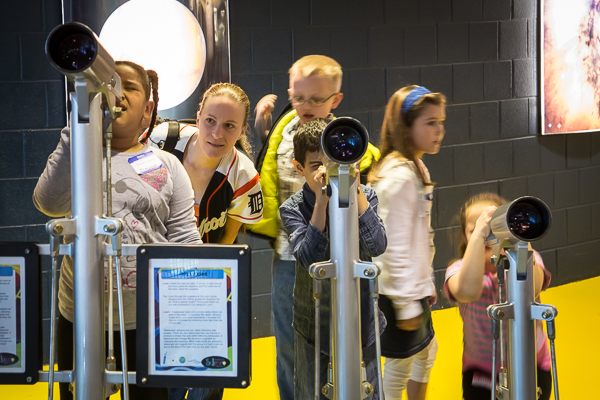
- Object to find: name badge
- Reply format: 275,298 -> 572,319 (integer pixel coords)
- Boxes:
128,151 -> 163,175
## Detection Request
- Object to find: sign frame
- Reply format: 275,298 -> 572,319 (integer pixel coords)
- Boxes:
136,244 -> 251,389
0,242 -> 41,385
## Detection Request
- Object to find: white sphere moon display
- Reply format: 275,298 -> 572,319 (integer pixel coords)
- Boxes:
100,0 -> 206,110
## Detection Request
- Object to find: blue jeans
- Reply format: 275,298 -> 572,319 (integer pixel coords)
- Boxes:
271,257 -> 296,400
168,387 -> 223,400
294,332 -> 381,400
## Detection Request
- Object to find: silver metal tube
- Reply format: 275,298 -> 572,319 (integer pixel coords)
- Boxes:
48,247 -> 60,400
370,279 -> 383,400
71,91 -> 106,400
549,339 -> 559,400
106,127 -> 115,362
314,278 -> 322,400
505,244 -> 537,400
498,267 -> 506,375
328,174 -> 363,400
491,337 -> 497,400
114,254 -> 130,400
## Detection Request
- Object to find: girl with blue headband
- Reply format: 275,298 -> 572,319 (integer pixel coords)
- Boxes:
369,85 -> 446,400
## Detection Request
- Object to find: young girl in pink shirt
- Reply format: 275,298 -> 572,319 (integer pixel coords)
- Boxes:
444,193 -> 553,400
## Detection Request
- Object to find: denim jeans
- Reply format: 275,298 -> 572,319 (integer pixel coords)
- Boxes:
294,331 -> 381,400
271,256 -> 296,400
168,387 -> 223,400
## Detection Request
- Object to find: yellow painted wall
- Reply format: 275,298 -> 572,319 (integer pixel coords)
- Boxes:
4,276 -> 599,399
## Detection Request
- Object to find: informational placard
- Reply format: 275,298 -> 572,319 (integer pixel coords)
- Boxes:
0,258 -> 25,373
0,242 -> 40,385
149,258 -> 237,376
136,245 -> 250,389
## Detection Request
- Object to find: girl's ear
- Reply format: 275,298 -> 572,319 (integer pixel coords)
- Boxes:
144,100 -> 155,119
140,100 -> 155,131
142,100 -> 155,128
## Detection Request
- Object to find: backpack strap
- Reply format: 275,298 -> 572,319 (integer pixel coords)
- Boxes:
161,120 -> 181,153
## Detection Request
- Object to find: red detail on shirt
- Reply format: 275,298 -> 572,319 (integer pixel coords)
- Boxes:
233,172 -> 260,199
203,151 -> 238,243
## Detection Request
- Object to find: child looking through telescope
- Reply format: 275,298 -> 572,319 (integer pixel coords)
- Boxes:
279,118 -> 387,400
444,193 -> 553,400
33,61 -> 201,400
369,85 -> 444,400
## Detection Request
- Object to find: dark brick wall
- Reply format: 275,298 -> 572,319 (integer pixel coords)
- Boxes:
228,0 -> 600,312
0,0 -> 65,361
1,0 -> 599,343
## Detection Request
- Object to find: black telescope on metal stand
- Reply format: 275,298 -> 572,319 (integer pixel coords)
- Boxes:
486,197 -> 560,400
0,21 -> 252,399
45,22 -> 128,400
308,118 -> 384,400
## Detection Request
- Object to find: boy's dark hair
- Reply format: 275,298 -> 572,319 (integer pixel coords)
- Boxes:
116,61 -> 159,141
293,118 -> 328,166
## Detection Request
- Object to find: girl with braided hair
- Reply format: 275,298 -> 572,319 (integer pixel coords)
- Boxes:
33,61 -> 201,400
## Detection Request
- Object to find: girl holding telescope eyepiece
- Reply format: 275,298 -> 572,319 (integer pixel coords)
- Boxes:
444,193 -> 553,400
369,85 -> 445,400
33,61 -> 202,400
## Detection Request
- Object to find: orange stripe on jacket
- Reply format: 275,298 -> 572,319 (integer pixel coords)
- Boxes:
233,172 -> 260,199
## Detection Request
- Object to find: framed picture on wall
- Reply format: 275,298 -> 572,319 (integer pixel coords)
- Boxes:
541,0 -> 600,134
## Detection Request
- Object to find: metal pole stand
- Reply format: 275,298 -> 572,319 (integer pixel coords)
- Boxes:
487,242 -> 560,400
308,165 -> 380,400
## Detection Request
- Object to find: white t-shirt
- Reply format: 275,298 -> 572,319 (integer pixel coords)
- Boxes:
275,116 -> 303,259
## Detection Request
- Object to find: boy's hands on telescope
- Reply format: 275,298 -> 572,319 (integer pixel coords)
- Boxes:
314,165 -> 329,206
311,165 -> 329,233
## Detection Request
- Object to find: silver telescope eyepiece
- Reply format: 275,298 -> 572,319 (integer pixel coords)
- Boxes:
46,22 -> 121,96
490,196 -> 552,243
321,117 -> 369,165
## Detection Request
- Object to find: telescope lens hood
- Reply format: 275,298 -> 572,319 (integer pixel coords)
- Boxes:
491,196 -> 552,242
46,22 -> 98,73
321,117 -> 369,164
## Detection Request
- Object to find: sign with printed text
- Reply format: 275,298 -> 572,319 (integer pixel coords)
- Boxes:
136,244 -> 251,388
0,259 -> 25,374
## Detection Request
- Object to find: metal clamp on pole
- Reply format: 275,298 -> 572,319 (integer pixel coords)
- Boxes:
309,261 -> 337,280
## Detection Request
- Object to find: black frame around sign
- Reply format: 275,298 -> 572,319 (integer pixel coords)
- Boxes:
136,244 -> 251,389
0,242 -> 41,385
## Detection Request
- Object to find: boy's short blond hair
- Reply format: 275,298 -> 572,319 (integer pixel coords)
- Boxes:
289,55 -> 342,91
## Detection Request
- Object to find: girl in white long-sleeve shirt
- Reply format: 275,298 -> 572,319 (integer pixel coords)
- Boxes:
369,85 -> 446,400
